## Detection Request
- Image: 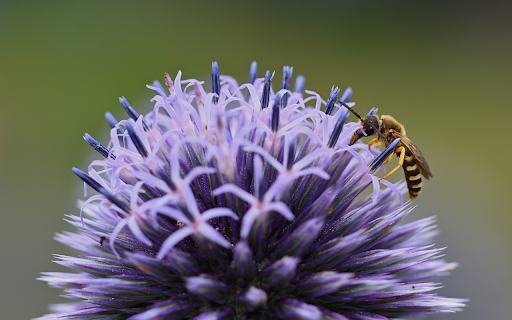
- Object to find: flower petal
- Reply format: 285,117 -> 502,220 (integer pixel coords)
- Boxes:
157,227 -> 194,260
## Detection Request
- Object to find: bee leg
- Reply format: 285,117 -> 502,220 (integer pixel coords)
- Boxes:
379,146 -> 405,181
368,138 -> 382,150
382,152 -> 393,165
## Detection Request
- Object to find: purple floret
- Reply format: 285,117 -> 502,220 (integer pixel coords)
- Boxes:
38,62 -> 465,320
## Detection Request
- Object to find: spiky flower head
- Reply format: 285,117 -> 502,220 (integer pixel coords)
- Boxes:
39,62 -> 465,319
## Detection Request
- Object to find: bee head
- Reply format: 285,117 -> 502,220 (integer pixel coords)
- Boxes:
361,114 -> 380,135
350,115 -> 380,145
336,101 -> 386,146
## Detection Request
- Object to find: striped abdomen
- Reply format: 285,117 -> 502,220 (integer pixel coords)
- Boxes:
402,149 -> 422,199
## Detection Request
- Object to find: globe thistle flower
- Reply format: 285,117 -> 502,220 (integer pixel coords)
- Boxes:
39,62 -> 465,319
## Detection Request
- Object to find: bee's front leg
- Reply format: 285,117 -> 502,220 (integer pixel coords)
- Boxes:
368,138 -> 382,150
379,146 -> 405,181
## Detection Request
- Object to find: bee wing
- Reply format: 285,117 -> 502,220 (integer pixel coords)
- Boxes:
392,131 -> 433,179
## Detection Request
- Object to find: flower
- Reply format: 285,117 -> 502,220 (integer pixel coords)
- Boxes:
38,62 -> 465,319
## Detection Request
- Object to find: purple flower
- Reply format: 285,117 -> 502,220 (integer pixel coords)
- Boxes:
38,62 -> 465,319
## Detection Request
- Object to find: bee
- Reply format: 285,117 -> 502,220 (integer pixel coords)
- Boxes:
338,101 -> 433,199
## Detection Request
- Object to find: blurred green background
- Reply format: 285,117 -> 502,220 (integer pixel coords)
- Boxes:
1,1 -> 510,319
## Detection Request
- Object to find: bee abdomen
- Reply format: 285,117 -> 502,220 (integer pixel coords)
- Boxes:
402,150 -> 422,199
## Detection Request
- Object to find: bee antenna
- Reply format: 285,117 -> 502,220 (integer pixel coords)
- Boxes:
338,99 -> 362,120
374,126 -> 387,140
